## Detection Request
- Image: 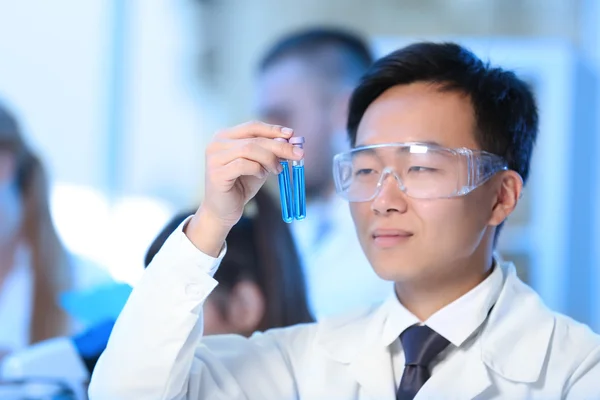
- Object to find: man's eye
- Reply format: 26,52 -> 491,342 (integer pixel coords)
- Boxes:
408,166 -> 435,173
355,168 -> 376,176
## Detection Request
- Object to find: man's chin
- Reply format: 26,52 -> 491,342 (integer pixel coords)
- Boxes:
368,256 -> 423,283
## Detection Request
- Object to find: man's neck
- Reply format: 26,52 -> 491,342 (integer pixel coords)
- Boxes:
394,254 -> 495,322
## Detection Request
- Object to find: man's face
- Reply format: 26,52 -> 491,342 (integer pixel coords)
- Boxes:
350,83 -> 499,284
255,57 -> 337,198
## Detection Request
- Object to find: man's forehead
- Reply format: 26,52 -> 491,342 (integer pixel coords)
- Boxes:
355,84 -> 479,149
362,84 -> 475,121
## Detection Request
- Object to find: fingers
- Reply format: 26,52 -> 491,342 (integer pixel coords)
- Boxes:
208,138 -> 303,173
217,158 -> 269,182
209,142 -> 280,174
214,120 -> 293,140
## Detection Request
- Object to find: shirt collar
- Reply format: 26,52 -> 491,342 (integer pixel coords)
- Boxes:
380,260 -> 504,348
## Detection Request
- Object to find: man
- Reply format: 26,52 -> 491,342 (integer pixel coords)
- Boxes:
256,28 -> 392,318
90,42 -> 600,399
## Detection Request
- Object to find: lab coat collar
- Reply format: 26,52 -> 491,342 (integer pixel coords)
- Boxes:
315,261 -> 555,398
317,302 -> 397,399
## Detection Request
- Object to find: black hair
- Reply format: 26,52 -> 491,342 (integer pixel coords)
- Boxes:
259,27 -> 373,87
347,42 -> 538,184
144,189 -> 314,330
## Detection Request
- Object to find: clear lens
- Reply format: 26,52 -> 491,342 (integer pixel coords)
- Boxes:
333,143 -> 507,202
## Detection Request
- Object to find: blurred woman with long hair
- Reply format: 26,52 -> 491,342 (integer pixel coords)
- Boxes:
0,101 -> 110,357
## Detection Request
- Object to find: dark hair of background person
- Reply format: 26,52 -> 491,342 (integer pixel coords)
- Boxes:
145,189 -> 314,329
346,42 -> 538,241
259,27 -> 374,86
0,102 -> 72,342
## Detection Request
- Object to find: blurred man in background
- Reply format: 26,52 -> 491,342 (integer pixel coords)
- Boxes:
255,28 -> 392,319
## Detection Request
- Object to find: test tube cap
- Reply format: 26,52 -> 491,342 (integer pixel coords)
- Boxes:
289,136 -> 305,144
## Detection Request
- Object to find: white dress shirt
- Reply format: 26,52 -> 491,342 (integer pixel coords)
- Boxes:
387,265 -> 503,387
291,194 -> 393,319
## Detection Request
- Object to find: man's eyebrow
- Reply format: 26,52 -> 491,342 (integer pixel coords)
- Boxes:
354,140 -> 443,147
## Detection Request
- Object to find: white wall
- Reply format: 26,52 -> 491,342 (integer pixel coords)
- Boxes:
0,0 -> 207,283
0,0 -> 111,189
579,0 -> 600,331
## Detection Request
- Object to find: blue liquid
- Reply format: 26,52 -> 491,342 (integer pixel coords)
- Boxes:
278,161 -> 293,223
293,165 -> 306,220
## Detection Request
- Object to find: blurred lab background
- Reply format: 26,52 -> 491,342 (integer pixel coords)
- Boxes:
0,1 -> 598,395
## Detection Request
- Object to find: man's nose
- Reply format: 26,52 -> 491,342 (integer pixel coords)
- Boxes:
370,169 -> 409,215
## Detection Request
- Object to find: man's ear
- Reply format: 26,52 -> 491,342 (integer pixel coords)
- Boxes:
488,171 -> 523,226
225,281 -> 266,334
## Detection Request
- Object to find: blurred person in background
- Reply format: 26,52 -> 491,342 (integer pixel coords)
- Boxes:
1,188 -> 312,398
256,27 -> 392,319
144,188 -> 314,335
0,101 -> 112,360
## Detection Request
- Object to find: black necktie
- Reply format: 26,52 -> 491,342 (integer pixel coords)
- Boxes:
396,325 -> 450,400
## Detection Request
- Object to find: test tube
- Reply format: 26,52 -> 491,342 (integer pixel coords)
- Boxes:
274,138 -> 294,223
290,136 -> 306,220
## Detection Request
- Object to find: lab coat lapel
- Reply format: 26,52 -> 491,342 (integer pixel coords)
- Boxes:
415,342 -> 492,400
317,303 -> 396,400
347,341 -> 396,400
479,263 -> 555,382
418,263 -> 556,399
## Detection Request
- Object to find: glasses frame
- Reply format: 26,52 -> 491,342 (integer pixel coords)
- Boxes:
332,142 -> 511,202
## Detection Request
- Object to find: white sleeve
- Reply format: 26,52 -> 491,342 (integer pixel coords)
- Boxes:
88,218 -> 298,400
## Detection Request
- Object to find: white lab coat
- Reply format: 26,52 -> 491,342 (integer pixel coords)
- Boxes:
89,222 -> 600,400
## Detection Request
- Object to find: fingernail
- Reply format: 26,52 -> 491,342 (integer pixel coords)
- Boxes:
277,163 -> 284,174
282,127 -> 293,136
293,147 -> 304,157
